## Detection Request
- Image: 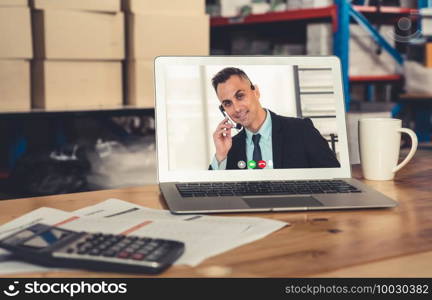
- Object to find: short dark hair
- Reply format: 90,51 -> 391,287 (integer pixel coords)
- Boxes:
211,67 -> 253,91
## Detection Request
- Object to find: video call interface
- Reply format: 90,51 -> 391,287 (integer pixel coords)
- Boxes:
162,64 -> 340,171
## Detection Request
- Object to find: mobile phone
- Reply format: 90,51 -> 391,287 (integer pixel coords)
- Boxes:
218,105 -> 243,131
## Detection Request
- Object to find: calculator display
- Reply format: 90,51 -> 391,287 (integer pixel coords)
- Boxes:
21,228 -> 72,249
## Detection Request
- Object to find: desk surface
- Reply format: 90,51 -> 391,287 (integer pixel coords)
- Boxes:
1,150 -> 431,278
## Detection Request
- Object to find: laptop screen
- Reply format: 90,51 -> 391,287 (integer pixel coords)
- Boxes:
160,63 -> 341,171
155,57 -> 351,182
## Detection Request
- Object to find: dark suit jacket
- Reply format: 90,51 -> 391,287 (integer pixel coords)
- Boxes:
210,110 -> 340,170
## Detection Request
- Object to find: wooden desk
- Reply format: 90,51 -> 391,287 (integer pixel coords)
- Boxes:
1,150 -> 431,278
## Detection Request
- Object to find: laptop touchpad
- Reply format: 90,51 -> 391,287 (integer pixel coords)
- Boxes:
242,196 -> 323,208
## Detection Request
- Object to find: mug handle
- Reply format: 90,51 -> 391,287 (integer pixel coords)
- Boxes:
393,128 -> 418,173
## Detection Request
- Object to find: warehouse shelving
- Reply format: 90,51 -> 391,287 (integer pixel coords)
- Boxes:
0,106 -> 154,120
210,1 -> 419,110
211,4 -> 417,28
211,5 -> 338,28
349,74 -> 403,82
354,5 -> 417,14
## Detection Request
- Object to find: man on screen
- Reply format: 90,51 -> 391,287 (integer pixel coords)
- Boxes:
209,67 -> 340,170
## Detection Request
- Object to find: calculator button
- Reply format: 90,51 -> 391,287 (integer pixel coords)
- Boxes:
137,248 -> 151,255
109,246 -> 122,252
108,238 -> 121,244
140,246 -> 155,253
80,242 -> 93,249
148,241 -> 159,247
147,248 -> 169,260
123,237 -> 137,244
102,250 -> 116,257
77,248 -> 90,255
89,249 -> 101,256
131,253 -> 145,261
97,244 -> 109,251
96,237 -> 106,243
145,253 -> 161,261
115,242 -> 128,248
129,243 -> 141,250
117,251 -> 131,259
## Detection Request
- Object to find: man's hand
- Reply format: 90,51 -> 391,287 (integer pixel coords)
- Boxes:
213,118 -> 233,163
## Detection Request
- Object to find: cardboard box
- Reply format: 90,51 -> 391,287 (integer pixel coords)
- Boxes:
218,0 -> 249,17
126,60 -> 154,108
301,0 -> 333,8
0,0 -> 27,6
31,0 -> 120,12
0,60 -> 31,111
421,8 -> 432,36
426,43 -> 432,68
404,61 -> 432,94
0,7 -> 32,58
123,0 -> 205,15
33,10 -> 124,60
306,23 -> 332,55
32,61 -> 122,109
307,23 -> 397,75
127,14 -> 209,59
400,0 -> 418,8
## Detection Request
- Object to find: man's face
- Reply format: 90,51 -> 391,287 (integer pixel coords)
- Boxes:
216,75 -> 261,128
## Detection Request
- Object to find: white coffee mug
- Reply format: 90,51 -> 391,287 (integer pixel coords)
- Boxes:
359,118 -> 418,180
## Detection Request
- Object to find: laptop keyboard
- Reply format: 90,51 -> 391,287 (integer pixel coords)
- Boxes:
176,180 -> 362,198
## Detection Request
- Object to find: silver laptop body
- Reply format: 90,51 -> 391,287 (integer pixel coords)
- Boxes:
154,56 -> 398,214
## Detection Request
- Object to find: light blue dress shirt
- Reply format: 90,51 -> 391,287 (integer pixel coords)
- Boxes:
211,109 -> 274,170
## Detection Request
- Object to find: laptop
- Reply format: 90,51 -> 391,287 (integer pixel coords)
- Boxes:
154,56 -> 398,213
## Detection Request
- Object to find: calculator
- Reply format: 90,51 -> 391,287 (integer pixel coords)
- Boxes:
0,223 -> 185,274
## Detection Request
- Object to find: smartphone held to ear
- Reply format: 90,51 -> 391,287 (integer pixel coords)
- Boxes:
219,105 -> 243,131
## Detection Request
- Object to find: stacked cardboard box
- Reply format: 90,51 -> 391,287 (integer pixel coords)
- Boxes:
350,25 -> 397,75
0,0 -> 28,7
427,43 -> 432,68
0,0 -> 32,111
306,23 -> 332,55
421,8 -> 432,36
298,0 -> 333,8
400,0 -> 418,8
307,23 -> 398,76
30,0 -> 124,109
123,0 -> 209,108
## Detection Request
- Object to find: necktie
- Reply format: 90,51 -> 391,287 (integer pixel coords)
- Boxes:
252,134 -> 262,163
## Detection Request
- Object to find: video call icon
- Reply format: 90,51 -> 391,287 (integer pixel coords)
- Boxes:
237,160 -> 246,169
247,160 -> 257,169
247,160 -> 268,169
267,160 -> 273,168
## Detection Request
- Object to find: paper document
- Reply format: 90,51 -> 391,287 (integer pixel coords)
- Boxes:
0,198 -> 288,274
73,199 -> 289,266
